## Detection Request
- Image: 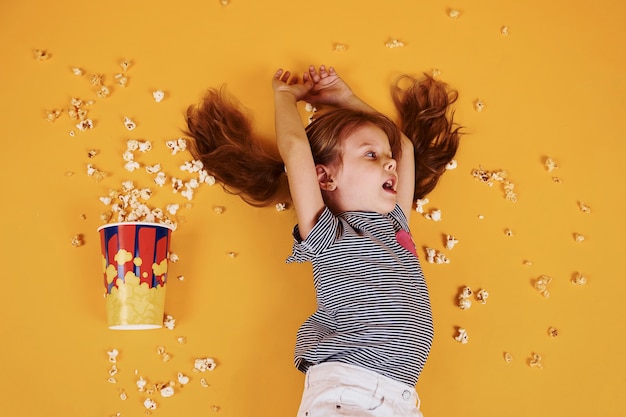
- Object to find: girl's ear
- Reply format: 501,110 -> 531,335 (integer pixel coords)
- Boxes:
316,165 -> 336,191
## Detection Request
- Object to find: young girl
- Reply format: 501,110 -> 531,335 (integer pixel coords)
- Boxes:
186,65 -> 461,417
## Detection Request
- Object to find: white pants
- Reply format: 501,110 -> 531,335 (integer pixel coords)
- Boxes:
296,362 -> 424,417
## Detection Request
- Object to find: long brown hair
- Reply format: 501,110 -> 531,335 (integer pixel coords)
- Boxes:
185,87 -> 287,206
392,74 -> 462,200
185,74 -> 462,207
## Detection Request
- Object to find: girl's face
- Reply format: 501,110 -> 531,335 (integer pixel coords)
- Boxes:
323,123 -> 398,214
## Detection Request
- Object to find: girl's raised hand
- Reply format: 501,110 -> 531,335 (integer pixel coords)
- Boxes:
272,68 -> 313,101
302,65 -> 355,107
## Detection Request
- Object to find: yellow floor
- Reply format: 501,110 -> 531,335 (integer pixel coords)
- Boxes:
1,0 -> 624,416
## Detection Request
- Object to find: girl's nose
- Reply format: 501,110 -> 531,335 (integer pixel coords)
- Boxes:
385,158 -> 397,171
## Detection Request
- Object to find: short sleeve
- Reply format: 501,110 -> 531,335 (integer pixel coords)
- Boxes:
286,207 -> 340,264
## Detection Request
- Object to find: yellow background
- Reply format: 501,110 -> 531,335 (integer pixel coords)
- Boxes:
1,0 -> 624,416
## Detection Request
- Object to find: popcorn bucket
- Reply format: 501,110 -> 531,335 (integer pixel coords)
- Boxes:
98,222 -> 174,330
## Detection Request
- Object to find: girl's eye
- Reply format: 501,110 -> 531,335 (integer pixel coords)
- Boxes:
365,151 -> 376,158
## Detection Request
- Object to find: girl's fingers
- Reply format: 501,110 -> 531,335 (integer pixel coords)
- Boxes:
308,65 -> 320,82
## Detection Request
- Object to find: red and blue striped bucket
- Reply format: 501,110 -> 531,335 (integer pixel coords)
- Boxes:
98,222 -> 174,329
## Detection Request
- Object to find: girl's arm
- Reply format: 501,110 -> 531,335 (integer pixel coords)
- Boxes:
272,69 -> 325,239
304,65 -> 416,218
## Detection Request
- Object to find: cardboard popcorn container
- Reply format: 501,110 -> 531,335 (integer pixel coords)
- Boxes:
98,222 -> 174,330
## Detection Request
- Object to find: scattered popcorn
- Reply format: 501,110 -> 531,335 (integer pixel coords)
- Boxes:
172,177 -> 184,193
119,390 -> 127,401
87,164 -> 108,182
71,67 -> 84,76
545,157 -> 558,172
109,365 -> 118,377
445,159 -> 457,170
120,59 -> 132,72
448,8 -> 460,18
166,138 -> 187,154
275,202 -> 287,211
136,376 -> 148,392
138,140 -> 152,153
454,327 -> 468,344
146,164 -> 161,174
163,314 -> 176,330
89,73 -> 103,86
108,377 -> 117,384
177,372 -> 190,385
385,38 -> 405,48
529,353 -> 543,369
160,386 -> 175,398
534,275 -> 552,298
501,26 -> 510,35
571,272 -> 587,286
415,198 -> 429,214
220,0 -> 230,5
87,149 -> 99,158
504,352 -> 513,363
432,68 -> 442,78
458,286 -> 473,310
107,349 -> 119,363
445,234 -> 459,250
474,99 -> 485,112
166,204 -> 180,215
552,176 -> 562,183
227,251 -> 238,258
71,234 -> 84,247
180,159 -> 204,173
476,289 -> 489,304
124,160 -> 140,172
194,357 -> 217,372
177,336 -> 187,344
505,228 -> 514,236
471,166 -> 517,201
100,211 -> 113,222
523,259 -> 533,266
143,398 -> 157,410
123,116 -> 136,130
114,73 -> 128,88
46,109 -> 62,122
200,378 -> 210,388
33,49 -> 51,61
169,253 -> 179,263
477,214 -> 484,220
213,206 -> 225,214
153,90 -> 165,102
333,42 -> 348,52
574,233 -> 585,243
424,209 -> 442,221
578,201 -> 591,214
548,327 -> 559,338
97,85 -> 111,98
76,119 -> 94,131
154,172 -> 167,187
200,170 -> 216,185
181,187 -> 194,201
211,405 -> 220,412
425,247 -> 450,264
305,103 -> 317,114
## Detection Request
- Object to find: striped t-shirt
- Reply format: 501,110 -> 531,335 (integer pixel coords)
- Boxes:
287,204 -> 434,387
